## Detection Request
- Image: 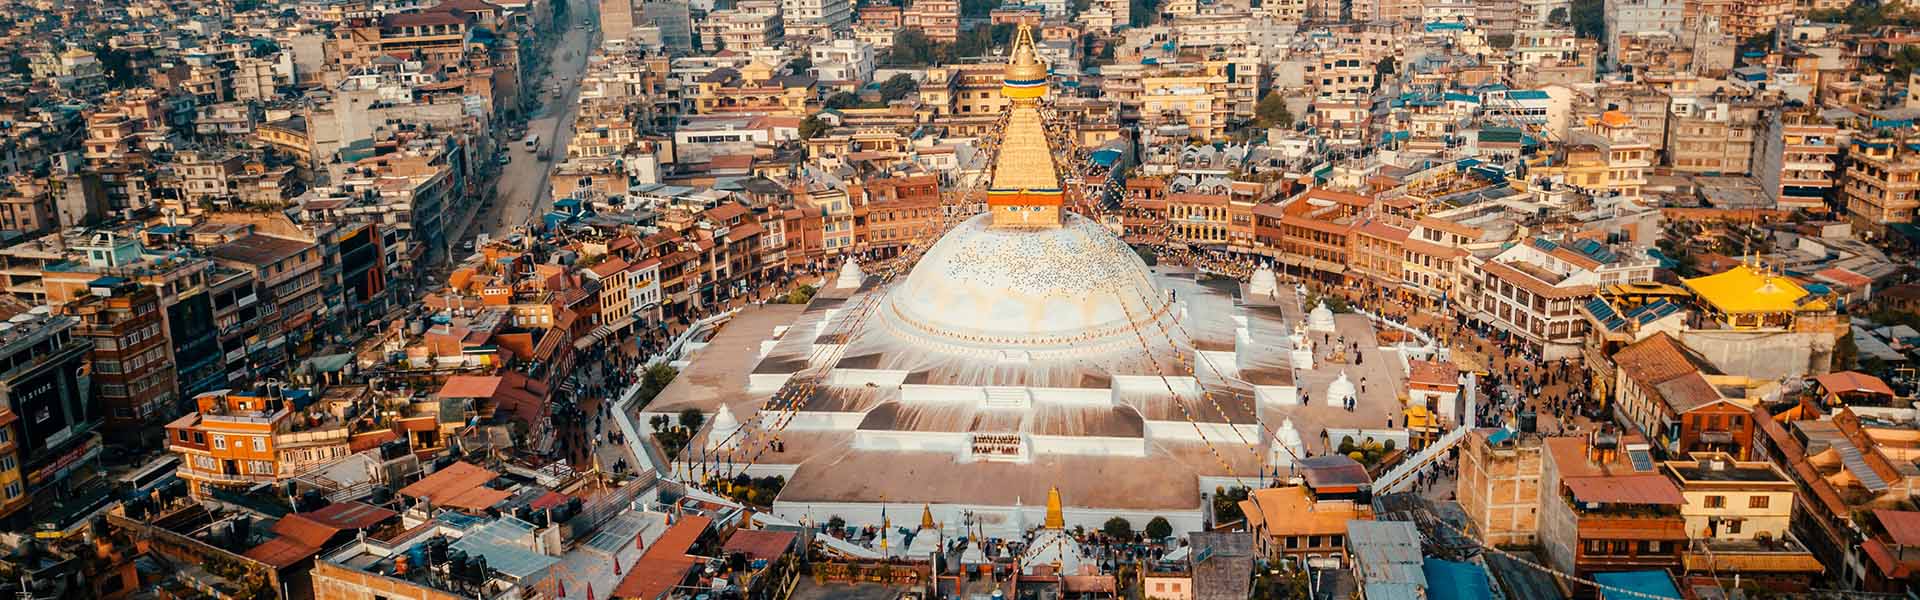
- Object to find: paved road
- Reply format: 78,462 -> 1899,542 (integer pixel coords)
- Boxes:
451,0 -> 596,249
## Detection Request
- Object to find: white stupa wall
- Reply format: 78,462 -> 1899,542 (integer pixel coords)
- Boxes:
1196,350 -> 1240,380
748,373 -> 795,394
1256,385 -> 1299,405
853,429 -> 970,452
1113,375 -> 1202,395
1030,435 -> 1148,457
783,411 -> 869,430
806,343 -> 846,369
1030,387 -> 1115,405
902,384 -> 989,403
827,368 -> 912,387
1146,420 -> 1260,443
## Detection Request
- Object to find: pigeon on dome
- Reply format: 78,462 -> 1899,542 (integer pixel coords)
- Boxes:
1307,300 -> 1337,332
835,258 -> 865,289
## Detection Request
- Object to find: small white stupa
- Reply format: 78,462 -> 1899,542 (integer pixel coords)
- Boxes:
705,404 -> 743,452
1326,371 -> 1357,407
902,504 -> 944,558
1019,486 -> 1093,575
1269,418 -> 1306,470
1249,265 -> 1278,297
1307,300 -> 1337,333
835,258 -> 865,289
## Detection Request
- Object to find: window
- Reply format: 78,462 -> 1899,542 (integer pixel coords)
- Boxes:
212,435 -> 226,450
252,437 -> 266,452
1285,536 -> 1299,549
0,455 -> 13,471
3,483 -> 18,499
1704,495 -> 1725,508
1749,496 -> 1770,509
178,430 -> 189,441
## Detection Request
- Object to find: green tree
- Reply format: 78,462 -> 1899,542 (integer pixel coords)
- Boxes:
678,407 -> 706,431
1130,0 -> 1159,26
887,28 -> 940,66
823,91 -> 863,109
961,0 -> 1000,18
1144,516 -> 1173,540
1211,486 -> 1250,525
1571,0 -> 1604,40
788,55 -> 812,74
1548,6 -> 1569,25
249,39 -> 281,58
878,73 -> 920,102
636,363 -> 679,408
1102,516 -> 1133,540
800,115 -> 832,139
1255,92 -> 1293,129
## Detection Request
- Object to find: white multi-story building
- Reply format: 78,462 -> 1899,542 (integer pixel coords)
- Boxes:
1469,236 -> 1659,359
1603,0 -> 1683,67
781,0 -> 851,39
809,39 -> 874,85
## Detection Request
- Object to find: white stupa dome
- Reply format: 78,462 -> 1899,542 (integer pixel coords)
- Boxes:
1250,265 -> 1278,296
1307,300 -> 1336,332
835,258 -> 865,289
1327,371 -> 1356,406
1271,418 -> 1305,466
883,213 -> 1178,354
706,404 -> 743,451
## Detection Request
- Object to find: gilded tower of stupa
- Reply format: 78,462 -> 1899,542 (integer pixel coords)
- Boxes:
986,23 -> 1065,229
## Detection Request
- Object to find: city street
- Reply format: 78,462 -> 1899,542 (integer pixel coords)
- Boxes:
449,0 -> 596,248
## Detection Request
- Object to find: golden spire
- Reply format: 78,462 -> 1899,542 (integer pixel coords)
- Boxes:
920,504 -> 936,530
1044,486 -> 1065,529
986,21 -> 1064,228
1001,22 -> 1048,102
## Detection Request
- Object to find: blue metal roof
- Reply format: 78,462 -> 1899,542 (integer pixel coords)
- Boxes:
1423,558 -> 1492,600
1089,148 -> 1122,166
1487,428 -> 1514,445
1584,297 -> 1628,332
1507,90 -> 1549,100
1425,21 -> 1466,31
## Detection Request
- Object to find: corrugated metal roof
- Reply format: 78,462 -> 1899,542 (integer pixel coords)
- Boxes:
1563,474 -> 1685,505
1346,521 -> 1425,591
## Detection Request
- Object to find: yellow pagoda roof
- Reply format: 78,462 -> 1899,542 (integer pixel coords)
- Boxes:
989,107 -> 1061,192
1682,264 -> 1811,314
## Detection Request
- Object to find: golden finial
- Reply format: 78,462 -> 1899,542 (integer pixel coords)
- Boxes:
1002,22 -> 1048,101
920,504 -> 936,530
1044,485 -> 1065,529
